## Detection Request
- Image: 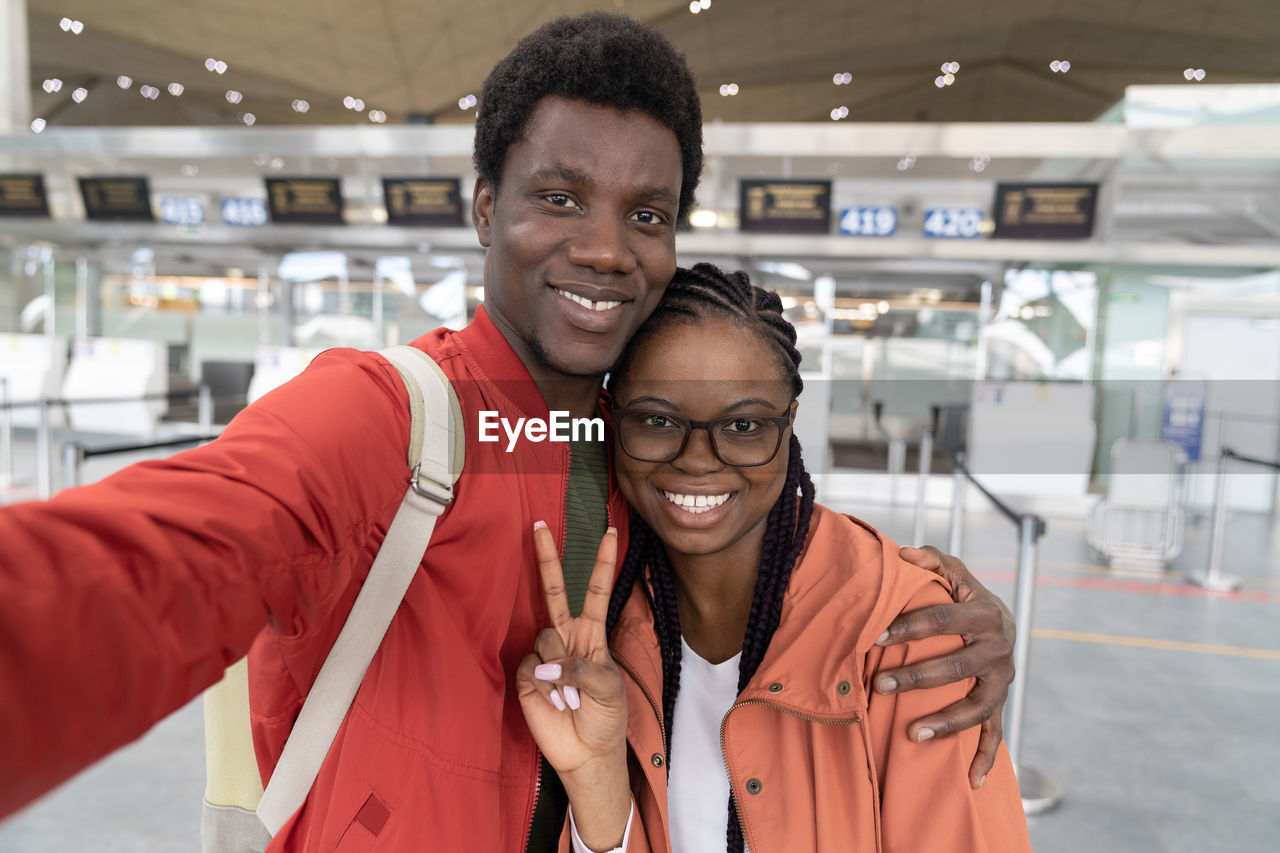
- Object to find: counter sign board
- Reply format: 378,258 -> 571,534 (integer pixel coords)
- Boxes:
79,176 -> 154,222
382,178 -> 465,226
0,174 -> 51,217
739,180 -> 831,234
993,183 -> 1098,239
265,178 -> 344,225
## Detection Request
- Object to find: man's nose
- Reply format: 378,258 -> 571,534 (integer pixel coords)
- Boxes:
567,213 -> 637,275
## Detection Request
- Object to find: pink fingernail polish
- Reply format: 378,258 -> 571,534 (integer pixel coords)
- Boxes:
563,685 -> 581,710
534,663 -> 561,681
549,689 -> 566,712
533,520 -> 548,531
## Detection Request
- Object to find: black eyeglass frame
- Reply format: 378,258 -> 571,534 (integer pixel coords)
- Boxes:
611,406 -> 795,467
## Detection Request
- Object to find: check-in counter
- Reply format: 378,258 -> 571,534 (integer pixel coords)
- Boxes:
967,380 -> 1096,496
0,334 -> 68,428
246,346 -> 326,404
63,338 -> 167,435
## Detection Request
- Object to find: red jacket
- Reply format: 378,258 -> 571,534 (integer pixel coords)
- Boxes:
0,308 -> 630,850
606,505 -> 1031,852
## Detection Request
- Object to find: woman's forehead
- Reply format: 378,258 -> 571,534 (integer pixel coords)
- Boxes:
619,318 -> 791,404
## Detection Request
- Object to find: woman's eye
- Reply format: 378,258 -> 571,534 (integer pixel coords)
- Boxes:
725,418 -> 761,434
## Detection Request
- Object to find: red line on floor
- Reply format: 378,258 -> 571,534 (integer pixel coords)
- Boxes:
973,570 -> 1279,604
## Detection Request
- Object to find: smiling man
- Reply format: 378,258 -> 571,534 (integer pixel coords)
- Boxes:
0,12 -> 1014,853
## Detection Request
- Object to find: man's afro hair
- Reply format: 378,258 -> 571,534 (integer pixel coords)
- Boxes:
474,12 -> 703,221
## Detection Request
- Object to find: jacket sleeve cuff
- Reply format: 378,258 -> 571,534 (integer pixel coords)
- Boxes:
567,797 -> 635,853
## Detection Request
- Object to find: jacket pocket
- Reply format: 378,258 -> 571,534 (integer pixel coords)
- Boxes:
334,792 -> 393,852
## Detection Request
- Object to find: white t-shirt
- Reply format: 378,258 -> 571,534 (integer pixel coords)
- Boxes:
570,637 -> 743,853
669,636 -> 742,853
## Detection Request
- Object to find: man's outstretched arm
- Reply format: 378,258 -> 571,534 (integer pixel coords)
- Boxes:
875,545 -> 1016,788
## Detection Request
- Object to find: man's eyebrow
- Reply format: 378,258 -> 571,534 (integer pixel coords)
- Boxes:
531,164 -> 591,186
636,185 -> 678,206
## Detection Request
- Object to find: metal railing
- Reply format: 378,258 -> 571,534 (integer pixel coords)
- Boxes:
0,386 -> 221,498
946,451 -> 1061,816
61,433 -> 220,490
1186,447 -> 1280,592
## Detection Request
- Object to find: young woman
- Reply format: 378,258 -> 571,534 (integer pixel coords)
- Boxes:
517,264 -> 1031,852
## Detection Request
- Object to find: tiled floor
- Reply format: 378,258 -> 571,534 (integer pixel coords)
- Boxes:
3,444 -> 1279,851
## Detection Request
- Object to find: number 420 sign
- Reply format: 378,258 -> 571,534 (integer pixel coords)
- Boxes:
923,207 -> 984,238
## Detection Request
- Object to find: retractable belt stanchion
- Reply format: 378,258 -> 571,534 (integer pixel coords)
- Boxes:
911,425 -> 933,545
1007,512 -> 1061,815
947,450 -> 966,558
198,383 -> 213,435
62,441 -> 85,491
0,378 -> 13,488
950,454 -> 1061,814
1187,447 -> 1280,591
36,397 -> 52,499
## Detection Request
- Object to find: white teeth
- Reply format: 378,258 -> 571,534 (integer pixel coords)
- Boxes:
555,287 -> 622,312
662,491 -> 731,514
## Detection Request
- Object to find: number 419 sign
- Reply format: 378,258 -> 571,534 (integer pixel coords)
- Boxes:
838,206 -> 897,237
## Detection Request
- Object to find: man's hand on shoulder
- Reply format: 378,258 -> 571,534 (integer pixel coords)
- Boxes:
875,545 -> 1016,788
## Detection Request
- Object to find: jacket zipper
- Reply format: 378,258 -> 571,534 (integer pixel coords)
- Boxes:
719,700 -> 862,850
521,442 -> 573,853
613,650 -> 668,760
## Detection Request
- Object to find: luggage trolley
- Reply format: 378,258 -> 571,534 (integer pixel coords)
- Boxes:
1087,439 -> 1185,572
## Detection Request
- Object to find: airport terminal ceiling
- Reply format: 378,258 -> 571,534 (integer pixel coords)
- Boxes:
24,0 -> 1280,128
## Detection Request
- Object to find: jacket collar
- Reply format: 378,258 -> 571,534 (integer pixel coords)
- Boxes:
611,506 -> 940,720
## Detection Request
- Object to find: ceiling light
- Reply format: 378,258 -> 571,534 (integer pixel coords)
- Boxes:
70,20 -> 84,34
700,0 -> 711,7
30,117 -> 46,134
969,154 -> 990,172
935,76 -> 946,88
59,18 -> 83,34
689,208 -> 718,228
689,1 -> 700,12
140,85 -> 160,100
71,87 -> 88,103
42,78 -> 63,93
59,17 -> 72,30
719,83 -> 739,96
941,61 -> 959,74
215,61 -> 227,74
226,90 -> 242,104
117,75 -> 132,89
458,94 -> 477,110
369,109 -> 387,123
877,301 -> 890,314
832,72 -> 852,85
181,164 -> 199,177
1183,68 -> 1206,81
897,154 -> 916,171
1060,60 -> 1071,72
343,96 -> 355,109
269,157 -> 284,170
168,82 -> 184,96
353,98 -> 364,111
944,72 -> 955,85
830,106 -> 849,120
240,112 -> 256,126
205,58 -> 217,71
292,99 -> 310,113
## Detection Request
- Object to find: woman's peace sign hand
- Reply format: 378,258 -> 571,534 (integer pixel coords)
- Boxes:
516,522 -> 628,777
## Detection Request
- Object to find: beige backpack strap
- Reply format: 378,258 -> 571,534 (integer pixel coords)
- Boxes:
254,345 -> 461,836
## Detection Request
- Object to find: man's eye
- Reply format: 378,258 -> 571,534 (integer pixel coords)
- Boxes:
545,194 -> 577,208
633,210 -> 666,225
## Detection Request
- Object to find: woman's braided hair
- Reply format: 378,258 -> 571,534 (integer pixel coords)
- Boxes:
604,263 -> 816,853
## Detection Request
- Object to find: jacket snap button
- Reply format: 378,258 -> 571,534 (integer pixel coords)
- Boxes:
651,753 -> 664,768
836,680 -> 852,696
746,778 -> 763,795
767,682 -> 783,693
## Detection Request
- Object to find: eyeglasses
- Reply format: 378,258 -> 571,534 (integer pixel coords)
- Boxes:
612,407 -> 793,467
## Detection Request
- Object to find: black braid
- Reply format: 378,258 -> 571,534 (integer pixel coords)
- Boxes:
605,264 -> 816,853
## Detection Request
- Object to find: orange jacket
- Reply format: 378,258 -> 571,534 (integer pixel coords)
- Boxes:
606,504 -> 1031,852
0,307 -> 631,850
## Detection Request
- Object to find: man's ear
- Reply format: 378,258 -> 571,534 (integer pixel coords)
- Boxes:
472,178 -> 495,247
